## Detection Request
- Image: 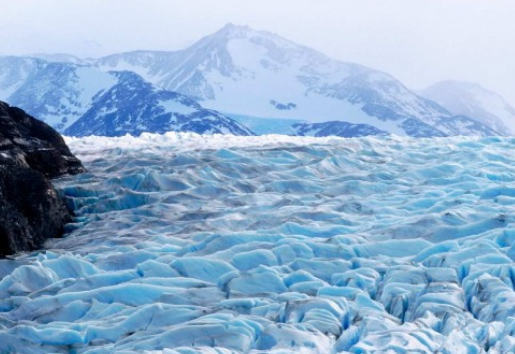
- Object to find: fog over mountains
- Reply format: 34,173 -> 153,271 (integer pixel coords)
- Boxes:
419,80 -> 515,134
0,24 -> 513,137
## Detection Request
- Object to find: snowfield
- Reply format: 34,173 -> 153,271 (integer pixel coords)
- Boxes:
2,133 -> 515,353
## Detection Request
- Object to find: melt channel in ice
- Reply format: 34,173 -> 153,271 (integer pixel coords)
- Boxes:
2,132 -> 515,354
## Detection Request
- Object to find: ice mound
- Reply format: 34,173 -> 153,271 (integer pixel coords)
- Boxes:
1,133 -> 515,353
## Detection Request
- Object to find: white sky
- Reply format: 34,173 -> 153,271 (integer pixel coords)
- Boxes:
1,0 -> 515,105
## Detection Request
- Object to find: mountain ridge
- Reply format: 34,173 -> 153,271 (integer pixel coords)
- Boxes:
0,24 -> 511,137
66,70 -> 254,137
0,57 -> 254,137
90,24 -> 503,137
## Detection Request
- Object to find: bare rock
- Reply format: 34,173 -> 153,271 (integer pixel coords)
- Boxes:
0,101 -> 85,257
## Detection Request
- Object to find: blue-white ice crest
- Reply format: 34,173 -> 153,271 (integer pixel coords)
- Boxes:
1,133 -> 515,353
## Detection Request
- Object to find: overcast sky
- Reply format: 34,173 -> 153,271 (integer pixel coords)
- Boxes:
1,0 -> 515,105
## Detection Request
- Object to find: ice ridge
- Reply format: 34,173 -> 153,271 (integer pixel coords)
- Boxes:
0,133 -> 515,353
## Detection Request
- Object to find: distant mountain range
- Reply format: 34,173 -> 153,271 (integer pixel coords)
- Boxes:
419,80 -> 515,134
0,57 -> 252,137
0,24 -> 513,137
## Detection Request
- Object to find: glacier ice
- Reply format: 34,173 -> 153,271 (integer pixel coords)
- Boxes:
1,133 -> 515,353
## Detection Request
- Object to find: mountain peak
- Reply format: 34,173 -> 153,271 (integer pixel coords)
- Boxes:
214,23 -> 253,38
210,23 -> 291,45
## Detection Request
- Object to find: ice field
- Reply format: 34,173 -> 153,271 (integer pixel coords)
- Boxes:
2,133 -> 515,353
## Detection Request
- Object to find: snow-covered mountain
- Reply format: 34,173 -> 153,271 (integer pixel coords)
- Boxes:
419,80 -> 515,135
0,56 -> 117,132
0,25 -> 506,137
67,71 -> 253,137
0,57 -> 43,105
94,23 -> 498,137
0,56 -> 252,136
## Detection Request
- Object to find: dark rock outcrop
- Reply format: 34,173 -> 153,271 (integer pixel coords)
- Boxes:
0,101 -> 85,257
0,166 -> 72,257
0,101 -> 84,178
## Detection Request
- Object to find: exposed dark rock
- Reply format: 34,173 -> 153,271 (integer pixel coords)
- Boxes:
0,166 -> 72,257
0,101 -> 85,178
0,101 -> 85,258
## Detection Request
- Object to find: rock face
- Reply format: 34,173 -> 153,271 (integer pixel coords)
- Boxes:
0,101 -> 85,257
0,101 -> 84,178
0,166 -> 72,257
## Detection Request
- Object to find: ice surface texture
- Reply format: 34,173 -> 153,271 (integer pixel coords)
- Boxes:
2,133 -> 515,353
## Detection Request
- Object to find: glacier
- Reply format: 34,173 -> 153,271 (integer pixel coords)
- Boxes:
1,133 -> 515,353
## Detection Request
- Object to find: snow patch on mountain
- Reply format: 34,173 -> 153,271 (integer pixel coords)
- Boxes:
74,66 -> 119,109
0,56 -> 42,100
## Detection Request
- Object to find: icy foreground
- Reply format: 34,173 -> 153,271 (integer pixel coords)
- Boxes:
2,134 -> 515,353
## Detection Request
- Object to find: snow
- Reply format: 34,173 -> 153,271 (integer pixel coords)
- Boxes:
34,66 -> 117,130
2,133 -> 515,353
75,66 -> 118,108
201,37 -> 408,135
159,99 -> 197,115
3,29 -> 501,138
0,61 -> 119,132
0,81 -> 21,100
89,25 -> 451,137
420,80 -> 515,135
0,57 -> 38,100
99,59 -> 155,82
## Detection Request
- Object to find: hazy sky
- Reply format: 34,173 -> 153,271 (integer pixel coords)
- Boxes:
1,0 -> 515,105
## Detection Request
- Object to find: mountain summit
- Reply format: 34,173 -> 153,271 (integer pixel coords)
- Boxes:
0,24 -> 509,137
95,24 -> 500,137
